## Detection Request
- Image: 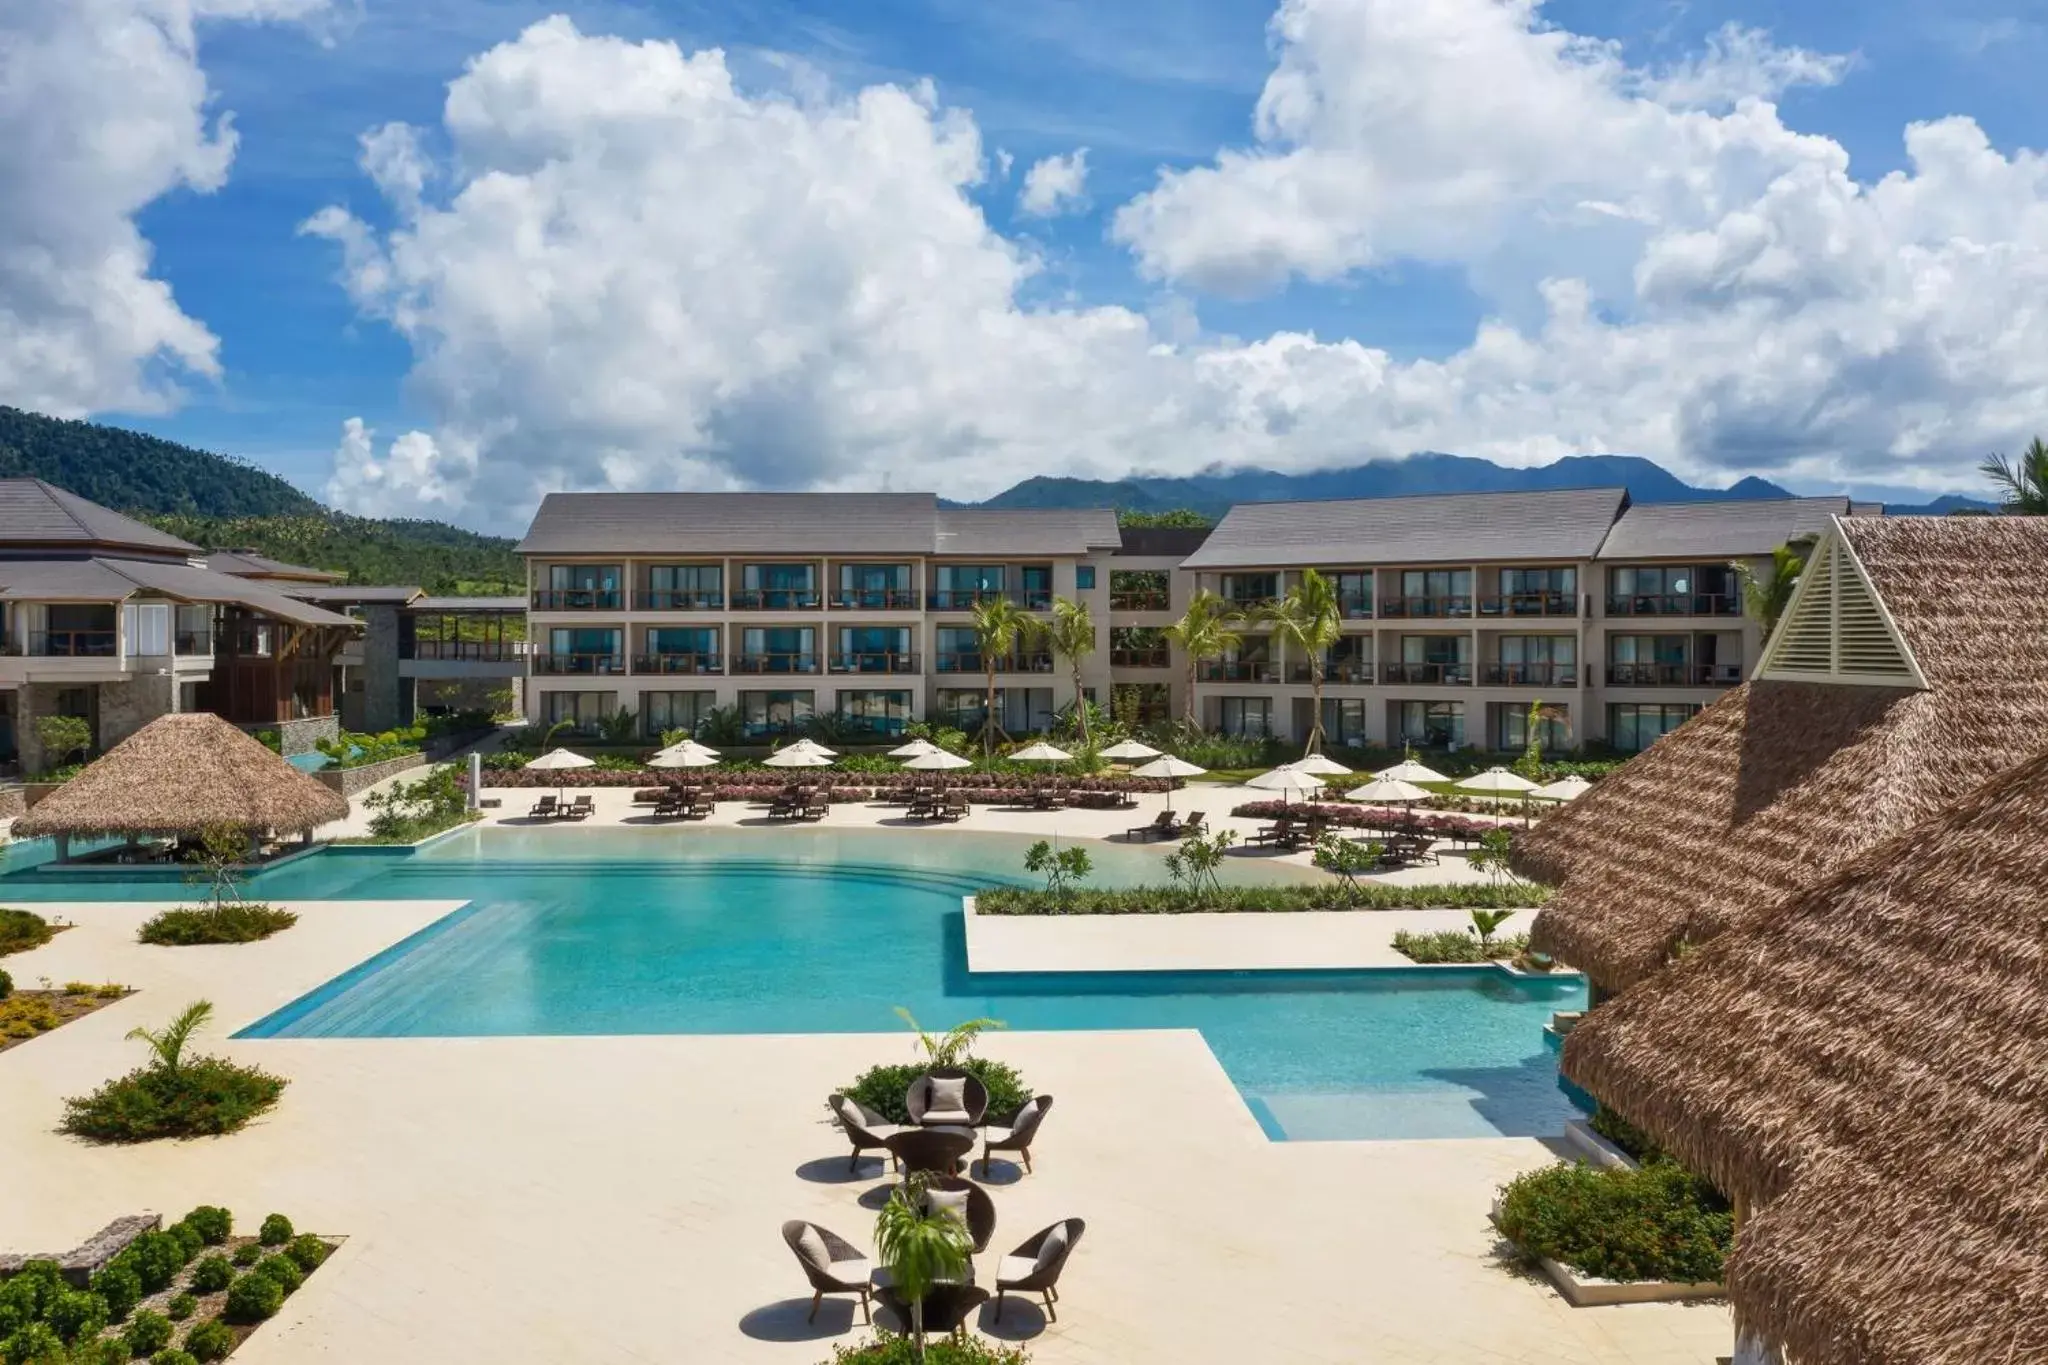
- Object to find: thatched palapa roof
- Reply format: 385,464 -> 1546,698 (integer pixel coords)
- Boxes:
1559,744 -> 2048,1365
1524,515 -> 2048,990
16,713 -> 349,838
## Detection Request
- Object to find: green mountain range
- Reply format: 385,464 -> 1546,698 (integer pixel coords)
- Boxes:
0,407 -> 520,593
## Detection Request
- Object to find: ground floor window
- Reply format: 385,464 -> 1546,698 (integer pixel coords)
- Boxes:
1216,696 -> 1272,738
934,687 -> 1054,735
1398,700 -> 1465,749
542,691 -> 616,734
1318,697 -> 1369,746
1608,702 -> 1699,753
739,689 -> 814,738
1496,703 -> 1570,753
643,690 -> 716,738
1111,682 -> 1171,728
837,690 -> 913,735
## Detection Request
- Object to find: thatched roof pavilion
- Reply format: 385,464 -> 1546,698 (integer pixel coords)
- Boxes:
1559,744 -> 2048,1365
1523,514 -> 2048,992
15,712 -> 349,843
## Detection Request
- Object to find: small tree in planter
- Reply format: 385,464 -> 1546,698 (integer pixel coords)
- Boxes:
1468,908 -> 1516,956
1469,828 -> 1532,898
1163,827 -> 1236,901
1022,840 -> 1091,903
184,823 -> 249,909
1311,833 -> 1383,904
33,714 -> 92,774
873,1175 -> 971,1361
894,1008 -> 1004,1068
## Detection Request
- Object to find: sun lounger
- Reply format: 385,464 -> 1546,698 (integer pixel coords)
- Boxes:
561,795 -> 594,821
799,789 -> 830,820
684,792 -> 715,820
527,794 -> 559,819
1125,810 -> 1175,842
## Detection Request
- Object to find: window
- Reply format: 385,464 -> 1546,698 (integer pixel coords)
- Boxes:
936,626 -> 981,672
1216,696 -> 1272,738
1494,635 -> 1575,684
1608,703 -> 1700,753
1397,569 -> 1471,612
642,690 -> 716,737
1220,573 -> 1277,604
1108,570 -> 1169,610
1319,697 -> 1369,746
738,690 -> 814,737
547,628 -> 623,673
1075,566 -> 1096,591
550,564 -> 621,591
837,689 -> 913,734
1322,570 -> 1373,617
123,602 -> 170,656
934,687 -> 1054,733
644,564 -> 721,608
836,626 -> 911,671
1398,701 -> 1465,748
1497,703 -> 1570,752
646,627 -> 717,657
543,691 -> 617,732
1501,567 -> 1576,596
740,627 -> 815,672
1110,626 -> 1168,667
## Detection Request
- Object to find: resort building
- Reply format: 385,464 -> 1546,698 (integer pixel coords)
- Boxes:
515,493 -> 1121,739
271,585 -> 525,732
0,480 -> 361,768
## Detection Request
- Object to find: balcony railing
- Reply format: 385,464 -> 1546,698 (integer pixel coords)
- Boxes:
1222,594 -> 1277,612
731,589 -> 822,611
831,589 -> 922,610
1199,660 -> 1279,683
174,630 -> 214,657
409,639 -> 515,662
532,652 -> 626,675
930,589 -> 1054,611
935,651 -> 1055,674
734,652 -> 820,674
1606,662 -> 1742,687
1378,596 -> 1473,619
531,589 -> 622,611
1605,593 -> 1742,617
634,653 -> 722,675
1109,647 -> 1171,668
1481,663 -> 1578,687
1289,661 -> 1373,684
1477,593 -> 1577,617
1380,661 -> 1471,685
27,630 -> 118,658
828,652 -> 920,674
633,590 -> 723,611
1108,590 -> 1170,611
1339,595 -> 1374,619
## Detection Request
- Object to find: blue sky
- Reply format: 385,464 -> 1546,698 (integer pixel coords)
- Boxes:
14,0 -> 2048,528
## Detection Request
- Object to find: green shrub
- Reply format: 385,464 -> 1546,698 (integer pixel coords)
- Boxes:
137,906 -> 297,947
165,1295 -> 196,1323
153,1352 -> 199,1365
256,1215 -> 291,1248
976,882 -> 1544,915
282,1236 -> 329,1273
229,1246 -> 261,1268
45,1288 -> 109,1342
0,1262 -> 64,1336
180,1319 -> 234,1362
179,1208 -> 232,1246
2,1322 -> 63,1365
88,1262 -> 141,1322
0,909 -> 53,956
71,1339 -> 129,1365
187,1257 -> 233,1295
1391,929 -> 1531,964
841,1057 -> 1032,1127
1495,1161 -> 1732,1284
123,1310 -> 173,1356
252,1256 -> 301,1296
829,1333 -> 1031,1364
0,968 -> 11,1002
167,1223 -> 204,1264
124,1233 -> 185,1294
1589,1105 -> 1664,1164
222,1273 -> 281,1324
60,1057 -> 286,1143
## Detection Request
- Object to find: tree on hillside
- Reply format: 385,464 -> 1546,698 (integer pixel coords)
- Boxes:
1979,436 -> 2048,513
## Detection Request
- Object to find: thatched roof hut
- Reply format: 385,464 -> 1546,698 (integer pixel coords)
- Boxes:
1524,514 -> 2048,991
1559,744 -> 2048,1365
15,712 -> 349,840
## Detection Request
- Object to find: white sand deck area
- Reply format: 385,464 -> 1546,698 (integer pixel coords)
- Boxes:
0,882 -> 1730,1364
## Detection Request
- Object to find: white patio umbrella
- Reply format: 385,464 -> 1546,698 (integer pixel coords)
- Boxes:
1009,741 -> 1074,763
524,747 -> 595,800
763,748 -> 834,769
779,738 -> 838,759
888,738 -> 942,759
1245,765 -> 1325,804
1131,754 -> 1207,813
1531,774 -> 1593,802
1097,738 -> 1162,761
1376,758 -> 1450,785
1343,776 -> 1431,805
1457,766 -> 1541,795
647,747 -> 718,770
1288,753 -> 1353,776
901,750 -> 973,771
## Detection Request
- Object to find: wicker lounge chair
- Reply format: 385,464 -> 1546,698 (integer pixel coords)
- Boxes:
527,794 -> 558,819
918,1174 -> 997,1253
1177,809 -> 1208,837
684,791 -> 716,820
993,1219 -> 1084,1322
906,1069 -> 988,1127
651,790 -> 686,819
934,792 -> 970,822
562,795 -> 594,820
799,788 -> 830,820
1251,818 -> 1295,847
978,1095 -> 1052,1177
829,1093 -> 901,1174
781,1220 -> 873,1324
1125,809 -> 1175,842
883,1125 -> 975,1176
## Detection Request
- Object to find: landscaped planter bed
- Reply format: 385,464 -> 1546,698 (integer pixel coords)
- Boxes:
0,982 -> 132,1052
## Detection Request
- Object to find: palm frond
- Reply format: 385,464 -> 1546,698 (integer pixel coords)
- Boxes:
126,999 -> 213,1074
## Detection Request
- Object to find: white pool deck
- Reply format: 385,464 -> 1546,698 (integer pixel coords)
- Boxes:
0,782 -> 1731,1364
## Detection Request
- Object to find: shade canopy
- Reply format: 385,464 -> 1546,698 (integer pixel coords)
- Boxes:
647,748 -> 717,769
1288,753 -> 1353,776
1096,739 -> 1161,761
1343,777 -> 1431,805
901,750 -> 973,771
662,738 -> 719,758
764,749 -> 834,768
779,738 -> 838,759
1530,774 -> 1591,801
888,738 -> 942,758
1457,765 -> 1540,795
14,713 -> 349,839
1375,758 -> 1448,784
1245,766 -> 1324,796
1130,755 -> 1207,780
1008,741 -> 1073,762
525,747 -> 595,772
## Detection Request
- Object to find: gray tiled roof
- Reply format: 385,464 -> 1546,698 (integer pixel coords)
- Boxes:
282,584 -> 422,605
1595,497 -> 1853,560
1179,487 -> 1629,568
0,480 -> 196,553
410,595 -> 527,612
518,492 -> 1121,557
204,550 -> 345,582
0,557 -> 361,627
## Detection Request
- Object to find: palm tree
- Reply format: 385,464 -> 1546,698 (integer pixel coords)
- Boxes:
1163,590 -> 1242,727
1731,540 -> 1809,642
1980,436 -> 2048,512
127,1000 -> 214,1077
1257,569 -> 1344,756
1043,597 -> 1097,746
969,597 -> 1037,761
873,1177 -> 971,1360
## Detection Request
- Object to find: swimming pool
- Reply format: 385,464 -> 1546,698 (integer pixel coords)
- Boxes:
4,828 -> 1585,1140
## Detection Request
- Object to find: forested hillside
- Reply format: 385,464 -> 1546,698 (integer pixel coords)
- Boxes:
145,513 -> 522,594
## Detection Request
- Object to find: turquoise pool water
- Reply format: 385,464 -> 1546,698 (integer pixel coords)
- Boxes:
2,828 -> 1585,1141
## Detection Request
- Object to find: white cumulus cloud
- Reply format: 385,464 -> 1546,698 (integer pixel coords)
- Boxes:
1019,148 -> 1090,217
0,0 -> 327,417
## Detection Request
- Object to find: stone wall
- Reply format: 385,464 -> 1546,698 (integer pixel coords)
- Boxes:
16,675 -> 179,774
263,714 -> 341,757
315,750 -> 427,797
359,604 -> 406,732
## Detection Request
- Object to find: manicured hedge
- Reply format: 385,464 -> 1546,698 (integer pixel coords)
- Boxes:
840,1057 -> 1032,1126
829,1336 -> 1031,1364
1391,929 -> 1532,963
976,882 -> 1545,916
1495,1161 -> 1731,1284
0,908 -> 52,956
139,905 -> 298,946
61,1057 -> 286,1143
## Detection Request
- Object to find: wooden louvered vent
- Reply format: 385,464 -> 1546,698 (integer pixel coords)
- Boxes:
1755,525 -> 1926,688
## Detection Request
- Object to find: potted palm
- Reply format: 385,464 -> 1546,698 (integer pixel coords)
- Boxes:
874,1176 -> 972,1360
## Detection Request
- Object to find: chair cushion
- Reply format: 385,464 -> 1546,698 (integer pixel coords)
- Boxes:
1032,1224 -> 1069,1274
926,1187 -> 971,1229
929,1077 -> 967,1112
832,1096 -> 865,1131
994,1254 -> 1037,1287
796,1224 -> 834,1274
